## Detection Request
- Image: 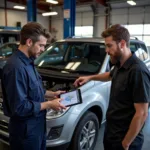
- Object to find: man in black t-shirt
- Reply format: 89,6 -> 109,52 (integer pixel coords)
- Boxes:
74,24 -> 150,150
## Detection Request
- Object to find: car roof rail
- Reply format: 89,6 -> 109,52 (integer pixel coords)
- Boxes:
66,36 -> 83,39
66,36 -> 103,39
130,36 -> 139,40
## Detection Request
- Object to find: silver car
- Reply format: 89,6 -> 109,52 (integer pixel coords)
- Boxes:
0,37 -> 149,150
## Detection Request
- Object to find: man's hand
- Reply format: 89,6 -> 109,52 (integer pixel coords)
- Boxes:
122,140 -> 129,150
48,98 -> 66,111
122,103 -> 148,150
45,90 -> 65,98
73,72 -> 111,87
53,90 -> 66,98
74,76 -> 90,87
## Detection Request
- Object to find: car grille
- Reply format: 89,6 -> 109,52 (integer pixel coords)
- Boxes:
0,134 -> 9,145
0,120 -> 9,133
0,98 -> 3,111
0,119 -> 9,144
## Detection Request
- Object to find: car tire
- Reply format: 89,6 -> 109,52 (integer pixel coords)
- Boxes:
69,111 -> 99,150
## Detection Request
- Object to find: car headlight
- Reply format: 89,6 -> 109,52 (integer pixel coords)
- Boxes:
46,107 -> 70,119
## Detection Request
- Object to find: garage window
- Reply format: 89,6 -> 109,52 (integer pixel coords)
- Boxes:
124,24 -> 150,47
75,26 -> 93,37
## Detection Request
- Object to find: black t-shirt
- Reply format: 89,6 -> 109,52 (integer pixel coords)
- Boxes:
105,54 -> 150,143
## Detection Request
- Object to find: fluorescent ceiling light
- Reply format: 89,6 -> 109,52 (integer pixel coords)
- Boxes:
42,12 -> 58,16
13,6 -> 25,9
46,0 -> 58,4
127,0 -> 136,6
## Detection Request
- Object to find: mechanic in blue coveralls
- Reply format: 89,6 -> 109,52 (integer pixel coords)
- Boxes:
1,22 -> 66,150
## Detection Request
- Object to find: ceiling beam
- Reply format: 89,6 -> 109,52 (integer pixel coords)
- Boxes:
7,0 -> 50,11
96,0 -> 107,6
0,7 -> 42,14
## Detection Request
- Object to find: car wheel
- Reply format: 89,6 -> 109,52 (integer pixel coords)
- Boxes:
70,111 -> 99,150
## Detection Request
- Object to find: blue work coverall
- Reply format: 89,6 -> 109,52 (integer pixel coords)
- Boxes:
2,50 -> 46,150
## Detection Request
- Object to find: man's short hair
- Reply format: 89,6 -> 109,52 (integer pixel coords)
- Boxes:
20,22 -> 51,45
101,24 -> 130,47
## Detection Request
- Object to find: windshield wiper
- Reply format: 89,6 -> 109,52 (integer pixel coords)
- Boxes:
37,65 -> 96,74
37,65 -> 62,70
62,69 -> 95,73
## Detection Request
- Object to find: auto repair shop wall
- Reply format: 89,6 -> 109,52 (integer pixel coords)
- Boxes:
51,5 -> 106,39
51,5 -> 150,41
0,0 -> 49,29
110,6 -> 150,25
110,6 -> 150,47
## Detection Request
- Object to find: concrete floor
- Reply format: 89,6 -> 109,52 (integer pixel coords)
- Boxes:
0,109 -> 150,150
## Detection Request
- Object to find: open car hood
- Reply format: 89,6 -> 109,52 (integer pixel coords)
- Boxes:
36,68 -> 81,80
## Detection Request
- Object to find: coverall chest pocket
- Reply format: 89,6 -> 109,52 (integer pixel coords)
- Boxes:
28,80 -> 39,101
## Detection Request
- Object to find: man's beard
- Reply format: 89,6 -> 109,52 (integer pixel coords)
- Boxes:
110,47 -> 122,65
28,47 -> 35,58
28,46 -> 40,59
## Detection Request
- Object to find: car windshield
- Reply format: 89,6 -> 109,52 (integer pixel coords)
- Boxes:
35,41 -> 106,74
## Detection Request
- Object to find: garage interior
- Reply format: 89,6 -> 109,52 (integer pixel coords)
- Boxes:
0,0 -> 150,150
